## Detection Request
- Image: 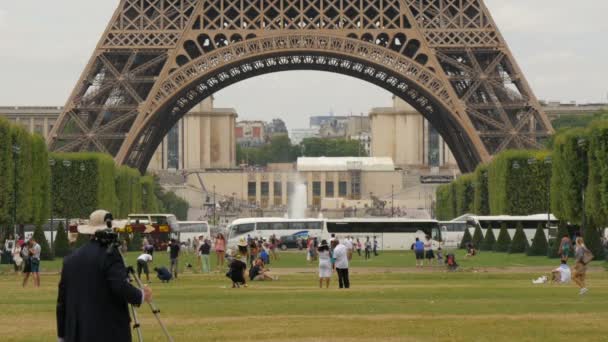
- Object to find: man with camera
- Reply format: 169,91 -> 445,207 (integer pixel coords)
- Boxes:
56,210 -> 153,342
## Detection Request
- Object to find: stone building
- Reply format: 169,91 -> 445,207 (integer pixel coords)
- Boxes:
370,97 -> 457,169
148,97 -> 237,171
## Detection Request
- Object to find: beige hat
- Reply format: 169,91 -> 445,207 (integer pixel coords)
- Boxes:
78,210 -> 111,235
238,239 -> 248,247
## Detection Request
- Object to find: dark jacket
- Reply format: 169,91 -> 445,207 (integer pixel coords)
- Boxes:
56,240 -> 142,342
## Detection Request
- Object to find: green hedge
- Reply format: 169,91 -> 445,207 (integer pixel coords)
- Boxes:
50,153 -> 118,219
488,150 -> 552,215
454,174 -> 474,216
141,176 -> 161,213
435,184 -> 455,220
115,166 -> 143,217
460,228 -> 472,249
472,225 -> 483,248
550,129 -> 587,224
473,164 -> 490,215
0,119 -> 14,228
12,126 -> 34,225
31,135 -> 50,225
53,221 -> 71,258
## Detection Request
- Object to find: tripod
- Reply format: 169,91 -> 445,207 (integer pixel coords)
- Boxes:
112,244 -> 174,342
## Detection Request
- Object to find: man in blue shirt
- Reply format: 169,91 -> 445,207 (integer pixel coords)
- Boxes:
414,238 -> 425,268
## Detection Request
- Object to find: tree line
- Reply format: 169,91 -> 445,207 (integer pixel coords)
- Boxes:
237,135 -> 368,166
436,119 -> 608,259
0,117 -> 189,260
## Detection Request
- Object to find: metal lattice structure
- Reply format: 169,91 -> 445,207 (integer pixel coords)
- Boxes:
48,0 -> 553,173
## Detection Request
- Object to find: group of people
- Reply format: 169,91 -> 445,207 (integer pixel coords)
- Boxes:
317,235 -> 351,289
1,234 -> 42,287
412,235 -> 443,267
226,239 -> 277,288
550,234 -> 594,295
306,235 -> 378,262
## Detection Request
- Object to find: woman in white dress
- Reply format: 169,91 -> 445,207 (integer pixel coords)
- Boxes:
318,240 -> 332,288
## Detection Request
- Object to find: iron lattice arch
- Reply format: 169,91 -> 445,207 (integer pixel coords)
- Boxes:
49,0 -> 554,173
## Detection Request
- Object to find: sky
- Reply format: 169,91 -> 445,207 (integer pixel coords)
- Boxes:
0,1 -> 606,129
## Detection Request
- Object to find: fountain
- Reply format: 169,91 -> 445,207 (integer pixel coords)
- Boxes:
289,182 -> 307,219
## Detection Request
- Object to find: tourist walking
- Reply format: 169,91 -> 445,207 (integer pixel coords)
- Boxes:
199,237 -> 211,273
215,233 -> 226,270
573,237 -> 593,295
333,239 -> 350,289
249,240 -> 259,267
23,238 -> 41,288
559,234 -> 573,261
414,237 -> 425,268
269,234 -> 280,261
364,237 -> 372,260
168,238 -> 180,279
356,238 -> 362,257
317,240 -> 332,288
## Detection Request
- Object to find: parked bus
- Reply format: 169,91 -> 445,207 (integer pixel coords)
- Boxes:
114,214 -> 179,249
438,221 -> 468,248
174,221 -> 211,242
324,218 -> 441,250
455,214 -> 559,244
227,218 -> 324,247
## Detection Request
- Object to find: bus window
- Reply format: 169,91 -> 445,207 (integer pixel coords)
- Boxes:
234,223 -> 255,236
288,222 -> 307,230
270,222 -> 287,230
432,227 -> 441,241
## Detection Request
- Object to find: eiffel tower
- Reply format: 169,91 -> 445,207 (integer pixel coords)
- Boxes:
48,0 -> 553,173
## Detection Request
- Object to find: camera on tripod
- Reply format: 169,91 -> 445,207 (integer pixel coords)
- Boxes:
93,212 -> 119,247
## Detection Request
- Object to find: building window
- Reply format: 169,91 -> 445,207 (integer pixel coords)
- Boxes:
167,123 -> 180,169
339,181 -> 347,197
261,182 -> 269,196
274,181 -> 282,196
325,181 -> 334,197
34,124 -> 43,135
312,181 -> 321,196
247,182 -> 256,197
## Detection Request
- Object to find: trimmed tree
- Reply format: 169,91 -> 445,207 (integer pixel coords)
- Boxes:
509,222 -> 529,254
32,224 -> 53,260
583,220 -> 605,261
494,223 -> 512,252
472,225 -> 484,249
481,227 -> 496,251
460,228 -> 473,249
53,221 -> 71,258
527,224 -> 549,256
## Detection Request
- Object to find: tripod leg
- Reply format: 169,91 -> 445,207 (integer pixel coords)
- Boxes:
129,304 -> 144,342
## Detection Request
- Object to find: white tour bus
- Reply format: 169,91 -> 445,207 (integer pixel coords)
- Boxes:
438,221 -> 468,248
174,221 -> 211,242
227,217 -> 324,247
324,218 -> 441,250
455,214 -> 559,244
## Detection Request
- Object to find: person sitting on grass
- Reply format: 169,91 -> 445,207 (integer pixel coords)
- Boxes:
249,258 -> 276,281
154,266 -> 172,283
465,242 -> 477,258
551,259 -> 571,284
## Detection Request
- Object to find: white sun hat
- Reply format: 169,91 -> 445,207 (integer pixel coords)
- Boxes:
77,210 -> 111,235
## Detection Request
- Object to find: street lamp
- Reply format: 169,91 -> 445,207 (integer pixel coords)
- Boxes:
62,160 -> 71,229
544,156 -> 552,229
577,138 -> 587,235
49,158 -> 56,249
12,144 -> 21,239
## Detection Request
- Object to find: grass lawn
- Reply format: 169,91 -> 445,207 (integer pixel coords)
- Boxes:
0,250 -> 606,341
